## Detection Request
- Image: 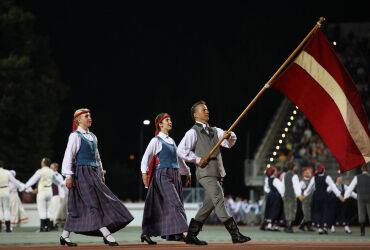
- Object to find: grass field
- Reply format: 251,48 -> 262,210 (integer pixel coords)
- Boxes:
0,226 -> 369,246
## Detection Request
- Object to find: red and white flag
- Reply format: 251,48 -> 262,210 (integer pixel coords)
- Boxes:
272,28 -> 370,172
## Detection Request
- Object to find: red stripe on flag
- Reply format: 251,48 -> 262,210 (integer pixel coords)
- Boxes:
273,64 -> 365,171
305,29 -> 370,137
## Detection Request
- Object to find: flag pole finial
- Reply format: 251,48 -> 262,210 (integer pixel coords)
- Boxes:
317,17 -> 326,27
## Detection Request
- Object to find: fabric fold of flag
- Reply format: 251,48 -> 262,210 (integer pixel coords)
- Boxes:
272,28 -> 370,172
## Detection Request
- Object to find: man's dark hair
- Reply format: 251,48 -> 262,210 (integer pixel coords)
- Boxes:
42,157 -> 51,166
362,163 -> 369,172
287,162 -> 295,171
190,100 -> 206,120
0,160 -> 3,167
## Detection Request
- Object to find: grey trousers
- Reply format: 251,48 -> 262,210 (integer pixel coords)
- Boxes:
283,197 -> 297,224
194,176 -> 230,223
302,196 -> 312,222
358,199 -> 370,223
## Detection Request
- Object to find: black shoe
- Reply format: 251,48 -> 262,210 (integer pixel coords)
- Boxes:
175,233 -> 185,241
224,217 -> 251,244
306,222 -> 315,232
360,223 -> 365,236
284,226 -> 294,233
298,222 -> 306,232
184,218 -> 208,245
60,236 -> 78,247
260,223 -> 266,231
140,235 -> 157,245
40,219 -> 45,232
103,236 -> 119,246
167,234 -> 185,241
48,220 -> 57,231
5,221 -> 11,232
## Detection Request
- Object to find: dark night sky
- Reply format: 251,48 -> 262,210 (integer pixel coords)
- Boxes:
18,1 -> 370,198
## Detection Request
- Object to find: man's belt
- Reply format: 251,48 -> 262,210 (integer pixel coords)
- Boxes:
0,186 -> 8,188
44,185 -> 51,187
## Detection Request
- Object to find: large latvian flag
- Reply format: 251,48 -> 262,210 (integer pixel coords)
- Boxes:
272,28 -> 370,172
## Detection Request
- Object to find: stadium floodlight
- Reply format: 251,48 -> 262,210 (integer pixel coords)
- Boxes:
143,120 -> 150,125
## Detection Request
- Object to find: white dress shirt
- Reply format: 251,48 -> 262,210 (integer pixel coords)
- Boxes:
177,121 -> 237,164
344,172 -> 369,199
53,172 -> 66,199
24,167 -> 62,189
299,178 -> 311,190
264,176 -> 284,196
303,174 -> 341,197
140,132 -> 191,176
61,126 -> 104,178
281,174 -> 302,198
327,184 -> 357,199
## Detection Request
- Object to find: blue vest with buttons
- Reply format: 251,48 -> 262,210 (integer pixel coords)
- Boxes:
156,136 -> 179,170
74,131 -> 99,167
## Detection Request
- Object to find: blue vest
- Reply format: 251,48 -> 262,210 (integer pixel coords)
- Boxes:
75,131 -> 99,167
156,136 -> 179,170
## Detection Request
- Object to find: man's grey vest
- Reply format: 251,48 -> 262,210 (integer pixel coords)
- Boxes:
357,173 -> 370,200
284,171 -> 295,198
192,124 -> 226,179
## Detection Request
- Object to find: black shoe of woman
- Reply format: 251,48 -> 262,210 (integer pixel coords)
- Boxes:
103,236 -> 119,246
60,236 -> 78,247
141,235 -> 157,245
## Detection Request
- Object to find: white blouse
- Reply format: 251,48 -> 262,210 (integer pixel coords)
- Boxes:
61,126 -> 104,178
140,132 -> 191,176
177,121 -> 237,164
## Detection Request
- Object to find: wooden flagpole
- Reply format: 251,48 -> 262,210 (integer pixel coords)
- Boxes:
203,17 -> 326,164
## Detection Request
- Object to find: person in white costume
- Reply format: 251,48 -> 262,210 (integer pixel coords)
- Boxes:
9,170 -> 28,228
0,161 -> 25,232
24,157 -> 62,232
49,163 -> 65,231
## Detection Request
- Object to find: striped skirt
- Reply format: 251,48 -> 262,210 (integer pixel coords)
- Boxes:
64,166 -> 134,236
142,168 -> 188,237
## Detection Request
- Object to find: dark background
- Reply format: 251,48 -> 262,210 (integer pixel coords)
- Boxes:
14,1 -> 370,200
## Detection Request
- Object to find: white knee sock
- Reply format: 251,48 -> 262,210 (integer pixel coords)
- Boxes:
61,230 -> 71,242
99,227 -> 115,242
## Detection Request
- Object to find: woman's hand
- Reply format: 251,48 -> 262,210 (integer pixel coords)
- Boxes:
142,173 -> 148,188
66,178 -> 74,189
185,176 -> 191,187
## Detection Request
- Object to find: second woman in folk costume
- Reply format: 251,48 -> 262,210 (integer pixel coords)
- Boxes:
60,108 -> 134,246
140,113 -> 191,244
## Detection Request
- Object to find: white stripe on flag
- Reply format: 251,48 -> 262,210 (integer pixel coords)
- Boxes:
295,51 -> 370,162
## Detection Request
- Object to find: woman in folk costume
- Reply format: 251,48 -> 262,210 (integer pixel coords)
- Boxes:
140,113 -> 191,244
9,170 -> 28,228
264,166 -> 284,231
60,108 -> 134,246
327,175 -> 357,234
300,165 -> 344,234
